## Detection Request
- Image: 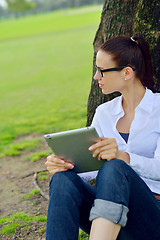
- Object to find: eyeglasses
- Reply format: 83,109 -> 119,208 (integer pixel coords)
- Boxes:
95,65 -> 136,77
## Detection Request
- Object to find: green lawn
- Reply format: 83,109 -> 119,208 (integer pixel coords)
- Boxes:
0,6 -> 101,238
0,5 -> 102,150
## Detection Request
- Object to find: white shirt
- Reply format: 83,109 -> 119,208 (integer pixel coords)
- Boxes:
80,88 -> 160,195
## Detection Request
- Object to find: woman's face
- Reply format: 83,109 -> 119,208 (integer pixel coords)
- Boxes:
94,50 -> 126,95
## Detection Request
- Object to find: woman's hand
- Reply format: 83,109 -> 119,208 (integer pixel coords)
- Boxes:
89,137 -> 130,163
45,155 -> 74,175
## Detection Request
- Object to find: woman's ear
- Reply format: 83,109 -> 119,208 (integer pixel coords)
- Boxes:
124,67 -> 134,81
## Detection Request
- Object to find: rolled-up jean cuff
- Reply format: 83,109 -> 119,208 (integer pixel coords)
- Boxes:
89,199 -> 129,227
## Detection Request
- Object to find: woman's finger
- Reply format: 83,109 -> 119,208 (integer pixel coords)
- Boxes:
45,161 -> 74,169
92,142 -> 116,158
46,155 -> 74,169
99,148 -> 118,161
89,138 -> 114,151
47,155 -> 65,164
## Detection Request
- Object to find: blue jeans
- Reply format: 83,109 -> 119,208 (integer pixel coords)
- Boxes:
46,159 -> 160,240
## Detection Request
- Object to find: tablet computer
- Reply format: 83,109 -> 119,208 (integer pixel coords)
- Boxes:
43,126 -> 105,173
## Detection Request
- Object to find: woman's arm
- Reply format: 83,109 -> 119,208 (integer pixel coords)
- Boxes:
128,135 -> 160,181
128,153 -> 160,181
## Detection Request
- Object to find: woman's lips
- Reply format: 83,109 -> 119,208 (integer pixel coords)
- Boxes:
99,83 -> 104,88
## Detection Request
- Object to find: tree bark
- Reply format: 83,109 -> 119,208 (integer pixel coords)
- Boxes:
87,0 -> 160,126
133,0 -> 160,90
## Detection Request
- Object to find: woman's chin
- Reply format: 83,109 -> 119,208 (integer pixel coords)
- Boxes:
102,88 -> 114,95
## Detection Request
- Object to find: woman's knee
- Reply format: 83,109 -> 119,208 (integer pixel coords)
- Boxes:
49,170 -> 82,199
96,160 -> 131,206
98,159 -> 129,177
96,159 -> 132,189
50,170 -> 76,188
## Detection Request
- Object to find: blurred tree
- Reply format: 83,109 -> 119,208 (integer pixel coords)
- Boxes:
6,0 -> 35,12
87,0 -> 160,126
68,0 -> 76,7
31,0 -> 103,11
31,0 -> 44,11
1,0 -> 103,16
0,8 -> 4,14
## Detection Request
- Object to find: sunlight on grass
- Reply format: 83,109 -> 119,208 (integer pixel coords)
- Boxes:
0,5 -> 101,149
0,5 -> 102,239
0,5 -> 102,40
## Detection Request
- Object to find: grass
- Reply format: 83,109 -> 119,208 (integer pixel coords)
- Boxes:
0,5 -> 102,239
79,229 -> 89,239
0,222 -> 22,235
38,171 -> 50,180
0,211 -> 89,238
0,138 -> 42,157
23,188 -> 41,200
24,150 -> 52,162
0,212 -> 46,224
38,227 -> 46,234
0,5 -> 102,151
0,212 -> 47,235
0,5 -> 102,41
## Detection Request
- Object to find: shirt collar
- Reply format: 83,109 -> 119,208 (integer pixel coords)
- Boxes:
136,88 -> 154,113
111,88 -> 154,116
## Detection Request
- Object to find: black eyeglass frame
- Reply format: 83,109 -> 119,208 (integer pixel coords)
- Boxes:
95,65 -> 136,77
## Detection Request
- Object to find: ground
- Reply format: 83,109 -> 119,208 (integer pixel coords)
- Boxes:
0,134 -> 90,239
0,134 -> 51,239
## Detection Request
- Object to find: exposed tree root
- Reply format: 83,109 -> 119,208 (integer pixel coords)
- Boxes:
33,172 -> 49,201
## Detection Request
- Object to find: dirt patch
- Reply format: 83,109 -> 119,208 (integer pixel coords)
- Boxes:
0,135 -> 51,239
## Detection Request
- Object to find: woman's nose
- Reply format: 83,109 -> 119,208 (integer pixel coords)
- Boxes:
94,71 -> 102,81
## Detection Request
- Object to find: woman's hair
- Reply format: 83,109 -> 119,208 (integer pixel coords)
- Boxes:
99,33 -> 156,92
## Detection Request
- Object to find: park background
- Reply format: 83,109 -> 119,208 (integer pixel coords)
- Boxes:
0,0 -> 159,239
0,1 -> 102,239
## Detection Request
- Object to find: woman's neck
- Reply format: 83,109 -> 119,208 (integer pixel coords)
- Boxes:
121,82 -> 146,114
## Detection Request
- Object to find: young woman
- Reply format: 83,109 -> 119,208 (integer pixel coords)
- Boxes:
45,34 -> 160,240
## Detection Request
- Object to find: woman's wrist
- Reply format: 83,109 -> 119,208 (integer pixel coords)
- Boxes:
117,151 -> 130,164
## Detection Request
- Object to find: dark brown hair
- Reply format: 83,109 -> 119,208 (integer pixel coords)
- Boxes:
99,33 -> 156,92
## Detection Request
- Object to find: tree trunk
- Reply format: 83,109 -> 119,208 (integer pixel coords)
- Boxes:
87,0 -> 160,126
133,0 -> 160,90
